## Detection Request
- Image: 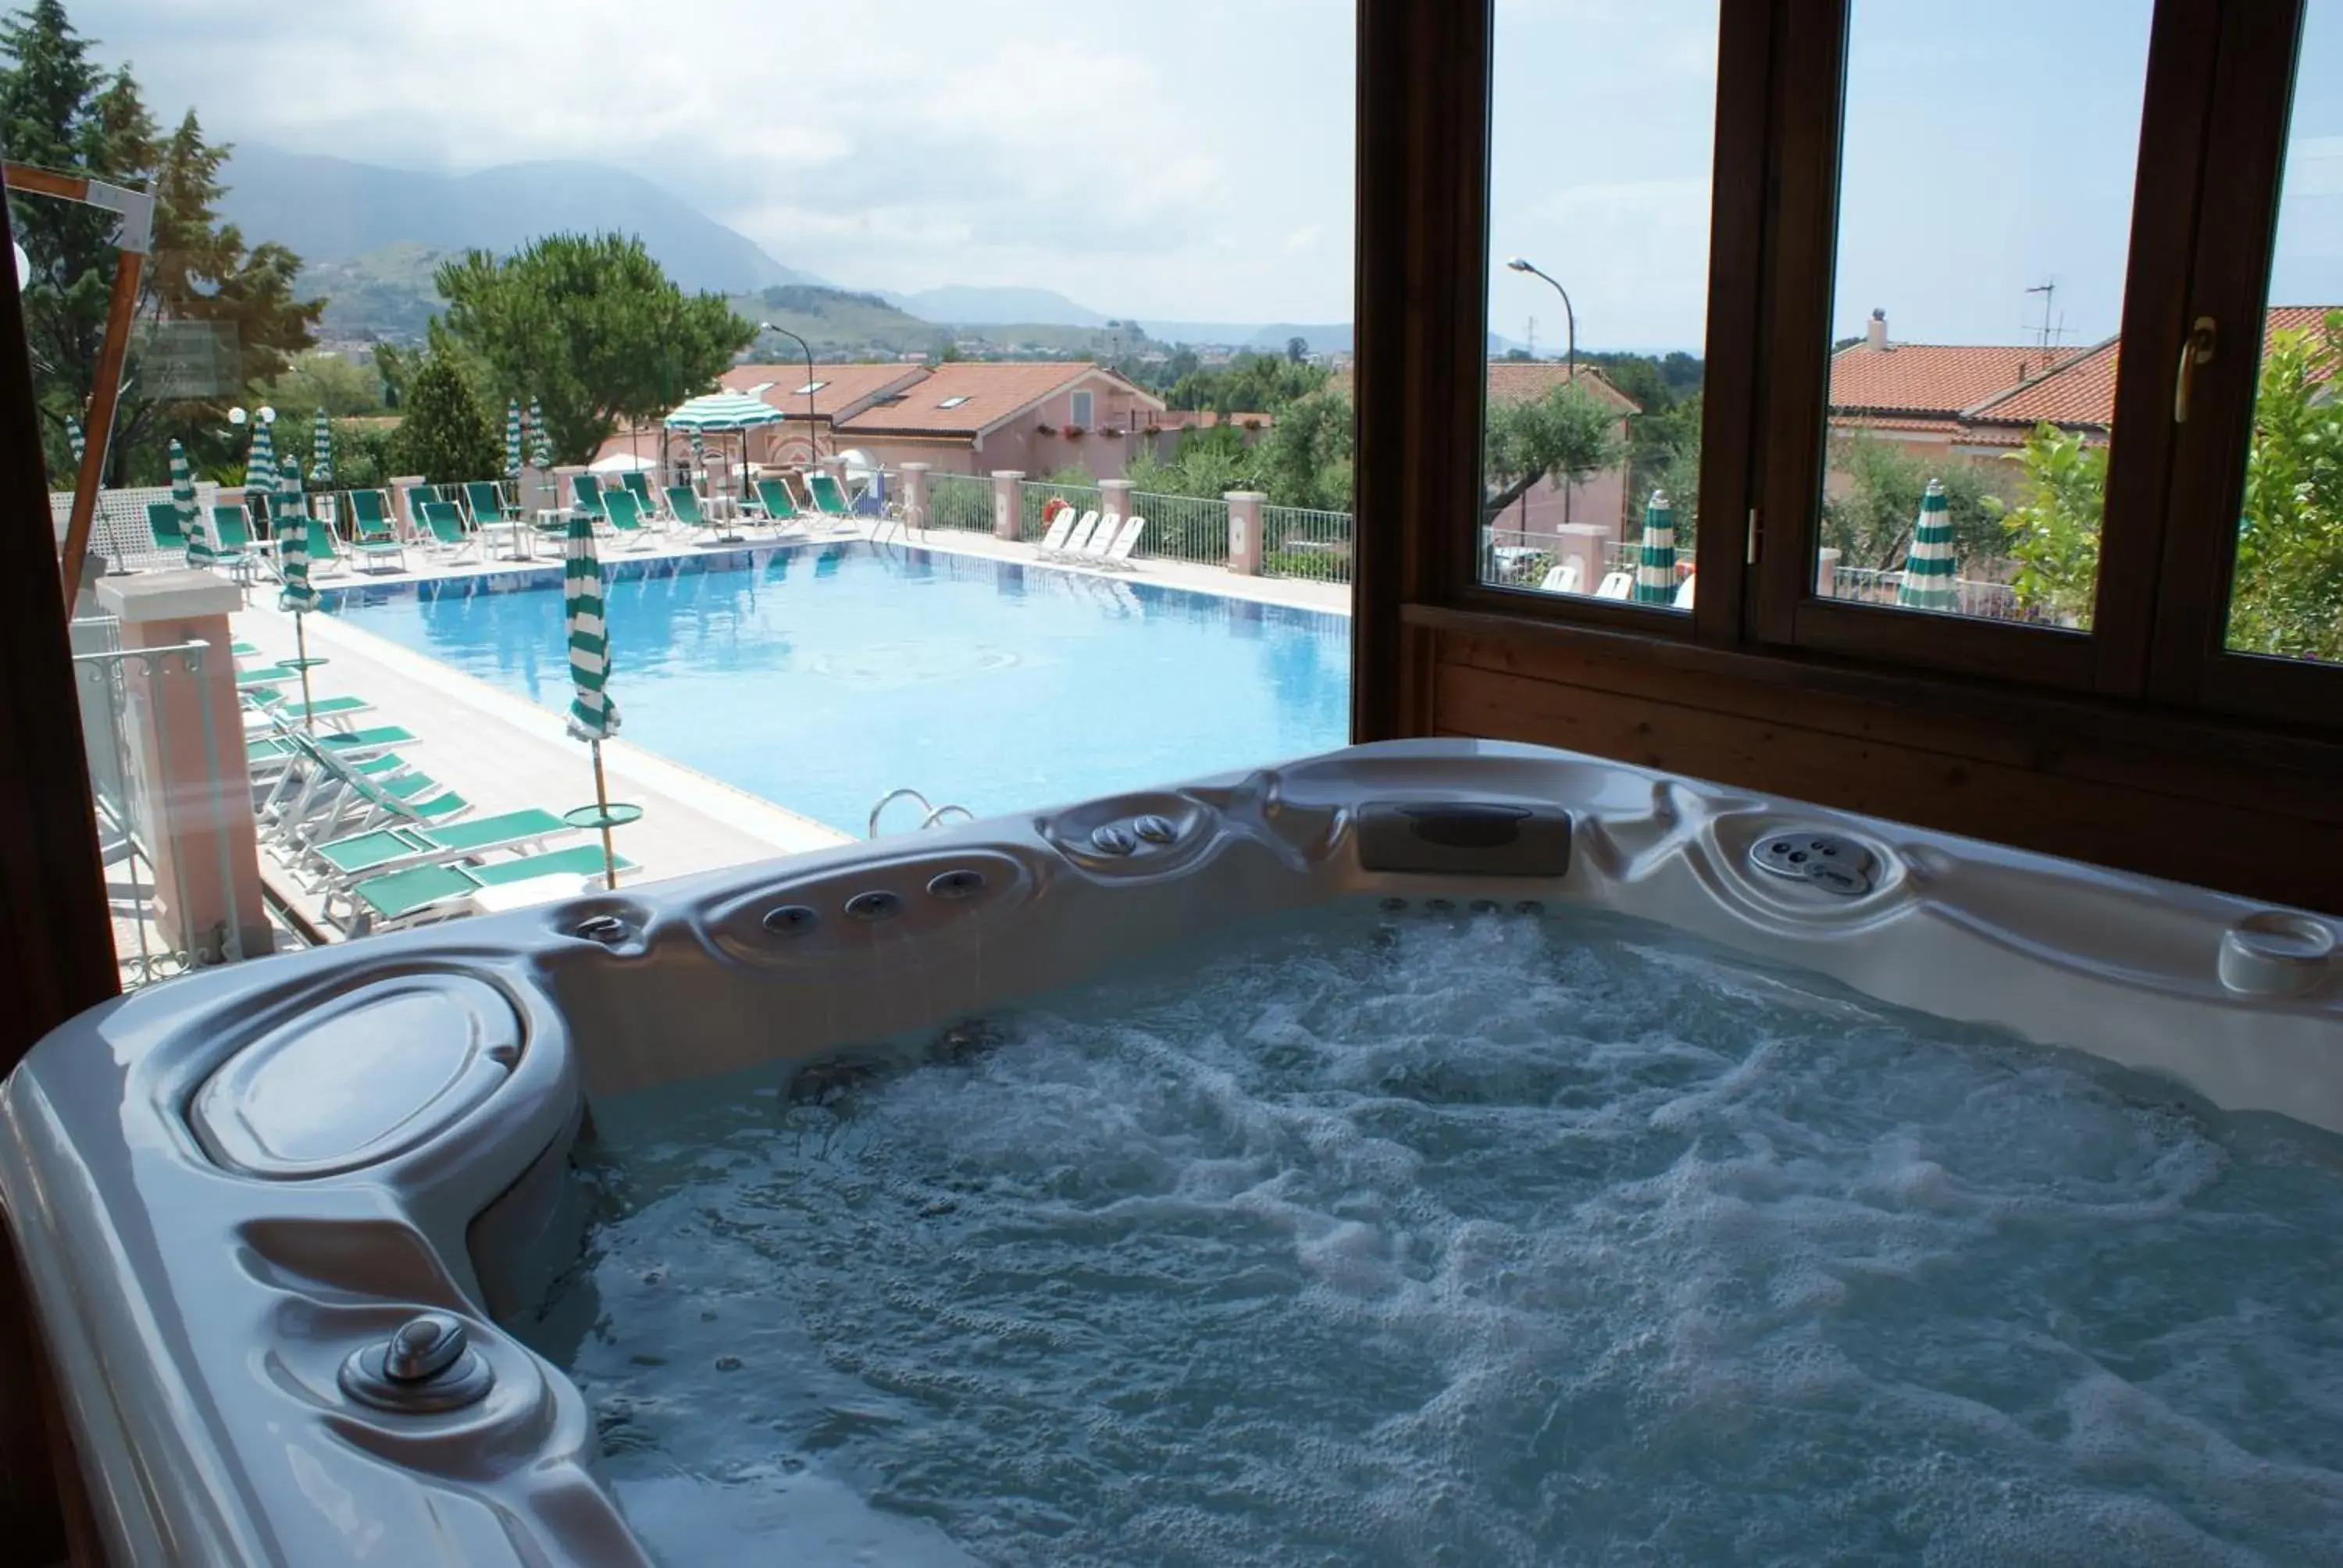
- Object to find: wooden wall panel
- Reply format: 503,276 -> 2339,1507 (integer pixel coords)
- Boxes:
1418,620 -> 2343,913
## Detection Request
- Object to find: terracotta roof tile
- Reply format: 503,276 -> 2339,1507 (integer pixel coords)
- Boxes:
1829,340 -> 2085,419
1962,308 -> 2339,433
836,362 -> 1161,437
722,362 -> 931,419
1328,362 -> 1640,414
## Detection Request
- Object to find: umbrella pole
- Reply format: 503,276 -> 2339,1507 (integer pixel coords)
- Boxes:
294,611 -> 314,732
590,738 -> 619,890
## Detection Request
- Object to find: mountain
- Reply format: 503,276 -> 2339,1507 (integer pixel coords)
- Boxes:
217,144 -> 818,297
883,286 -> 1109,327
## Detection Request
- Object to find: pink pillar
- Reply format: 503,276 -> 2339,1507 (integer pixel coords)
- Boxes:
95,572 -> 273,963
1817,546 -> 1842,597
553,465 -> 587,514
1099,479 -> 1135,530
1225,490 -> 1265,575
1556,523 -> 1607,593
898,461 -> 930,527
388,474 -> 425,537
990,470 -> 1025,540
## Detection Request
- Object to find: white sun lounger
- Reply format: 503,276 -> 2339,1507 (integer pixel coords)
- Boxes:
1036,507 -> 1079,554
1054,511 -> 1104,558
1674,575 -> 1696,610
1539,561 -> 1582,594
1594,570 -> 1635,600
1095,515 -> 1147,571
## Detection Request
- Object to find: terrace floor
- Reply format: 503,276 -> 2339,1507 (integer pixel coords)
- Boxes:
229,518 -> 1350,938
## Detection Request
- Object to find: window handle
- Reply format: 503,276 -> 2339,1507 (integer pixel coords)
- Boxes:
2174,315 -> 2217,424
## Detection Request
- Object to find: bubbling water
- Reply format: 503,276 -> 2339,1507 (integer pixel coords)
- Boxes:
525,907 -> 2343,1567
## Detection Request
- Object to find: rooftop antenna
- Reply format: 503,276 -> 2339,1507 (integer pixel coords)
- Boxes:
2025,280 -> 2059,350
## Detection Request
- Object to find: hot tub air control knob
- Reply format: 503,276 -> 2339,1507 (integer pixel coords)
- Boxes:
1132,814 -> 1178,845
1090,825 -> 1136,857
339,1311 -> 496,1413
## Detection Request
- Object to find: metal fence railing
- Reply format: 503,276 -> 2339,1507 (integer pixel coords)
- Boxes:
1131,490 -> 1230,568
1261,504 -> 1353,583
1018,479 -> 1104,542
51,483 -> 224,576
71,627 -> 248,987
923,472 -> 994,534
1823,565 -> 2038,622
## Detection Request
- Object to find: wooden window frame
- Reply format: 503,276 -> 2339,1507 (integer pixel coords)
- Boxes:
2148,0 -> 2343,728
1753,0 -> 2225,697
1445,0 -> 1771,653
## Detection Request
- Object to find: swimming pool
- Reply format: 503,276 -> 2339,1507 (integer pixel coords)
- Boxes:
325,543 -> 1351,835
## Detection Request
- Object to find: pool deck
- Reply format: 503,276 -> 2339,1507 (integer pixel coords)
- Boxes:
229,519 -> 1347,935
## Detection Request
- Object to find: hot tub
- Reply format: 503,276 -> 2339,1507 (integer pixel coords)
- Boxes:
4,739 -> 2339,1566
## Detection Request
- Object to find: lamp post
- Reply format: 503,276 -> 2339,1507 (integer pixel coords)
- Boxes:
758,321 -> 821,478
1504,258 -> 1574,383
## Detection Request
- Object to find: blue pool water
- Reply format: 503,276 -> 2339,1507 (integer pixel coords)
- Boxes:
326,543 -> 1350,834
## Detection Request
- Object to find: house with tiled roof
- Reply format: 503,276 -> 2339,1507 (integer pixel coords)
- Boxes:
832,362 -> 1168,479
722,362 -> 932,467
1828,310 -> 2086,461
1331,362 -> 1643,540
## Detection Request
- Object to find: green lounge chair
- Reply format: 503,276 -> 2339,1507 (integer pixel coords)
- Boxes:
311,807 -> 572,889
347,506 -> 408,572
345,844 -> 637,934
204,504 -> 258,574
417,500 -> 477,561
145,501 -> 187,554
600,487 -> 657,549
248,725 -> 414,774
572,472 -> 604,518
619,469 -> 660,518
348,489 -> 396,537
665,485 -> 749,543
301,519 -> 351,578
235,663 -> 303,690
461,481 -> 516,527
403,485 -> 437,522
244,690 -> 370,730
754,476 -> 803,522
804,471 -> 854,519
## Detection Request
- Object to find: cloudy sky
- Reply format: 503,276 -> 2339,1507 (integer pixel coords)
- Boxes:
55,0 -> 2343,350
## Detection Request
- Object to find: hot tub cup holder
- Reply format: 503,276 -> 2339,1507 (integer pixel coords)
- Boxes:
2220,911 -> 2338,998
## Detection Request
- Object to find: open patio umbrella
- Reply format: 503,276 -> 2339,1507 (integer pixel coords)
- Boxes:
665,390 -> 780,504
276,476 -> 322,729
1896,478 -> 1957,612
505,398 -> 523,479
310,409 -> 333,485
565,512 -> 624,889
169,438 -> 207,568
1632,488 -> 1677,605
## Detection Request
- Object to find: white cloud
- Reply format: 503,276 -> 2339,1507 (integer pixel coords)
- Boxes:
70,0 -> 1359,323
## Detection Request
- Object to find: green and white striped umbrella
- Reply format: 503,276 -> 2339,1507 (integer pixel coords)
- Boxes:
273,469 -> 309,552
168,437 -> 200,553
662,390 -> 784,431
277,503 -> 319,615
65,415 -> 85,468
1632,488 -> 1678,605
529,398 -> 552,470
310,409 -> 333,484
180,440 -> 219,568
565,512 -> 619,743
1896,479 -> 1958,612
246,417 -> 276,497
505,398 -> 524,477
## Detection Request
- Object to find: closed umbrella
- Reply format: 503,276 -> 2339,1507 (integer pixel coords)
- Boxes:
565,512 -> 625,889
529,398 -> 551,470
310,409 -> 333,484
65,415 -> 85,469
505,398 -> 523,479
276,475 -> 322,729
169,439 -> 207,568
1896,479 -> 1957,612
244,412 -> 276,512
1632,488 -> 1677,605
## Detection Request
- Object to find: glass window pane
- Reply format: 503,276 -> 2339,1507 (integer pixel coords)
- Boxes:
2223,0 -> 2343,668
1481,2 -> 1717,611
1824,2 -> 2152,631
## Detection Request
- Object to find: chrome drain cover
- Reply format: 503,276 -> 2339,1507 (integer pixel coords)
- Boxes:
1751,832 -> 1878,896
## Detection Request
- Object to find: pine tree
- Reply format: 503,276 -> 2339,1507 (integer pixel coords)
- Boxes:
391,354 -> 501,483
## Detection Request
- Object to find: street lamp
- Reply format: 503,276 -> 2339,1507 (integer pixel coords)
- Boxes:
758,321 -> 821,481
1505,258 -> 1575,383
